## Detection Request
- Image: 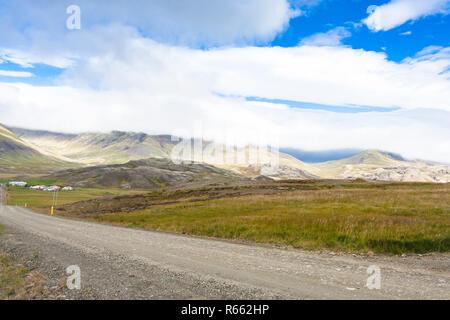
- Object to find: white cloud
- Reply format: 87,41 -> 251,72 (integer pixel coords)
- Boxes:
363,0 -> 450,32
399,30 -> 412,35
299,27 -> 351,46
0,0 -> 303,50
0,36 -> 449,162
1,82 -> 449,163
0,48 -> 74,69
0,0 -> 313,69
402,46 -> 450,77
0,0 -> 448,162
0,70 -> 33,77
204,45 -> 450,111
46,35 -> 449,111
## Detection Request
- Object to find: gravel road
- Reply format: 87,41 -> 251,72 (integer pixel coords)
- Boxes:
0,203 -> 448,299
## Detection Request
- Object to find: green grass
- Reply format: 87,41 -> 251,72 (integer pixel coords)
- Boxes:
6,187 -> 143,207
95,184 -> 450,254
0,178 -> 59,187
22,178 -> 58,186
144,176 -> 168,187
0,153 -> 75,174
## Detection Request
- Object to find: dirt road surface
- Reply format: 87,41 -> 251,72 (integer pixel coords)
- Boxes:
0,203 -> 448,299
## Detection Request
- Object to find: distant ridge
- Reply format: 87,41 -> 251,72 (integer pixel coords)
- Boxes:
312,150 -> 449,183
4,125 -> 448,183
45,157 -> 246,189
9,126 -> 178,165
8,126 -> 320,179
319,150 -> 406,167
0,124 -> 72,173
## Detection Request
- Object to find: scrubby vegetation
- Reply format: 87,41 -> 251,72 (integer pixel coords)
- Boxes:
0,225 -> 43,299
31,180 -> 449,254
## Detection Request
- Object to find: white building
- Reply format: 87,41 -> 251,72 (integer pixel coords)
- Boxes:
9,181 -> 27,187
62,186 -> 74,191
30,185 -> 47,190
44,186 -> 61,191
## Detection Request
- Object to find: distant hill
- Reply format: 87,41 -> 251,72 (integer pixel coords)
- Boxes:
9,126 -> 320,179
0,124 -> 73,174
313,150 -> 408,177
312,150 -> 449,183
320,150 -> 405,167
45,157 -> 246,189
195,144 -> 321,179
9,127 -> 177,165
5,125 -> 448,183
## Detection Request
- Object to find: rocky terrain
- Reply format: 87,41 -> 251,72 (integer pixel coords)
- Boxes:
313,150 -> 450,183
339,165 -> 450,183
45,158 -> 245,189
258,163 -> 319,180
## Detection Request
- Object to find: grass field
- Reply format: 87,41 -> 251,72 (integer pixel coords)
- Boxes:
6,187 -> 146,207
49,181 -> 450,254
6,180 -> 450,254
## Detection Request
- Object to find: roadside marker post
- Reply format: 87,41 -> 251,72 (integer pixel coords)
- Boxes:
50,189 -> 58,216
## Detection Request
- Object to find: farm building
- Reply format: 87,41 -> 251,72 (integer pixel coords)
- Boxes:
30,185 -> 49,190
44,186 -> 61,191
9,181 -> 27,187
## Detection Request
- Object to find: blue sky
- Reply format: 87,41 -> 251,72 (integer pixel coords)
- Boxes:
2,0 -> 449,80
0,61 -> 64,85
273,0 -> 450,62
0,0 -> 449,162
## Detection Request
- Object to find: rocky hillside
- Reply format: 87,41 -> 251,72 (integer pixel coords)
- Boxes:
338,165 -> 450,183
10,127 -> 321,179
9,127 -> 177,165
45,157 -> 246,189
0,124 -> 72,173
312,150 -> 449,183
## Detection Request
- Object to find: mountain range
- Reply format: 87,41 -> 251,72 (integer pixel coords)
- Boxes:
0,125 -> 72,174
10,126 -> 176,165
1,124 -> 448,184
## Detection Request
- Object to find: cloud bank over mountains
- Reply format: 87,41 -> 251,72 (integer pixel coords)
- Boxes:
0,0 -> 449,162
